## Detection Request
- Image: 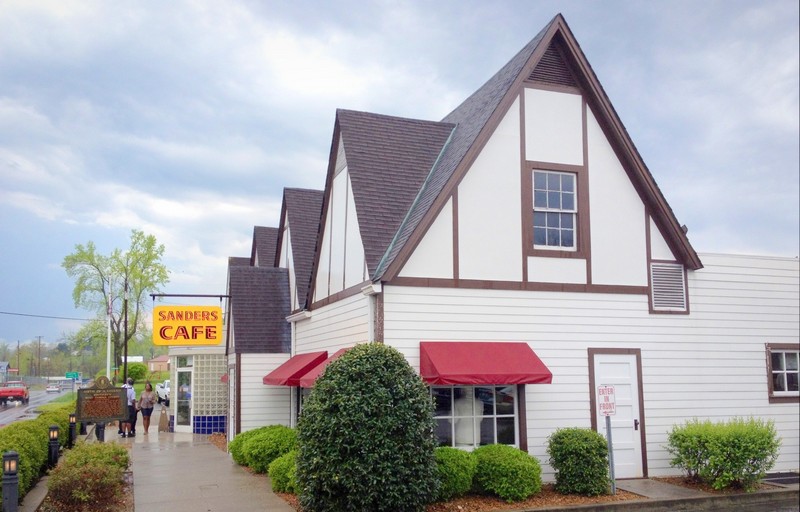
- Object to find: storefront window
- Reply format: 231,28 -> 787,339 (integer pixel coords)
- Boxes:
431,385 -> 517,449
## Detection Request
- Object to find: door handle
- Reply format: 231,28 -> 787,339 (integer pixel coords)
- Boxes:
634,419 -> 640,431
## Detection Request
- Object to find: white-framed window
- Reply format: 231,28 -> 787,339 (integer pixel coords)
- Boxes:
431,385 -> 517,449
533,170 -> 576,250
767,344 -> 799,402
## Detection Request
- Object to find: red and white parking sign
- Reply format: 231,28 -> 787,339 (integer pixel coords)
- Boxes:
598,385 -> 616,416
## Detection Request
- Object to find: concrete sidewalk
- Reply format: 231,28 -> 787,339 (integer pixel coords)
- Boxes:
127,430 -> 294,512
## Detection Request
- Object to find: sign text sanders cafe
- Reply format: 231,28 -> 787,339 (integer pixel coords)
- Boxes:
153,306 -> 223,346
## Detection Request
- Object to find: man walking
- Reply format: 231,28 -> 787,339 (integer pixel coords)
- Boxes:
122,378 -> 138,437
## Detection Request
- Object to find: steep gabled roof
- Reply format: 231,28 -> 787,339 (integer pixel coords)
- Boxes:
276,188 -> 324,309
227,266 -> 290,354
373,13 -> 701,279
251,226 -> 279,268
325,110 -> 455,276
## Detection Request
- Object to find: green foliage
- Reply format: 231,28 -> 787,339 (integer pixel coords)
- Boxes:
667,417 -> 780,492
126,362 -> 147,382
242,425 -> 297,474
297,343 -> 439,512
0,421 -> 47,498
269,450 -> 298,494
37,402 -> 75,448
473,444 -> 542,502
62,229 -> 169,369
434,447 -> 477,501
229,427 -> 267,466
47,442 -> 129,510
547,427 -> 609,496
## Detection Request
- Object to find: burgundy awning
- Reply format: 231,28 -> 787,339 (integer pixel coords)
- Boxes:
263,351 -> 328,386
420,342 -> 552,385
297,348 -> 350,388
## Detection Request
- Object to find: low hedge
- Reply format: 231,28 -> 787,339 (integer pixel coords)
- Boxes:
47,441 -> 130,510
268,449 -> 298,494
547,427 -> 609,496
434,447 -> 477,501
473,444 -> 542,502
242,425 -> 297,474
667,417 -> 780,491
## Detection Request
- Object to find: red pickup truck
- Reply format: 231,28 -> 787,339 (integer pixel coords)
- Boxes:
0,381 -> 30,406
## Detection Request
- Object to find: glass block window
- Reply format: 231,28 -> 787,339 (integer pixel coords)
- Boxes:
533,170 -> 576,250
190,354 -> 228,416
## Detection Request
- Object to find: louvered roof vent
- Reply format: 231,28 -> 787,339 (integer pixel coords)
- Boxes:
528,42 -> 578,87
650,262 -> 687,312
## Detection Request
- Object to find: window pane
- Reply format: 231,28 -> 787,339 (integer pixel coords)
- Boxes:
476,387 -> 493,414
534,227 -> 546,245
547,172 -> 561,191
534,190 -> 547,208
435,418 -> 452,447
562,174 -> 575,192
454,387 -> 476,416
548,191 -> 561,209
561,213 -> 573,229
785,352 -> 798,371
495,386 -> 515,415
562,192 -> 575,211
479,418 -> 494,446
773,373 -> 786,392
562,229 -> 574,248
547,229 -> 560,246
771,352 -> 784,370
534,211 -> 546,227
497,417 -> 515,444
788,372 -> 799,392
432,387 -> 452,416
546,212 -> 560,228
534,172 -> 547,189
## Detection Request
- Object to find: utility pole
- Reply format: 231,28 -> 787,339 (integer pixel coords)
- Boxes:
35,336 -> 42,378
123,281 -> 129,383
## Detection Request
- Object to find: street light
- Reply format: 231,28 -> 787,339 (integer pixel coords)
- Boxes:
2,450 -> 19,512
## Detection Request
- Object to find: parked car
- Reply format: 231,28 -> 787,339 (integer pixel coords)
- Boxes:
156,380 -> 170,406
46,384 -> 60,393
0,381 -> 30,406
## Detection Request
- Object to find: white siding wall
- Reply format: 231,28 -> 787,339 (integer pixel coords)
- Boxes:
280,223 -> 299,311
329,171 -> 348,294
239,354 -> 291,432
458,97 -> 522,282
586,108 -> 647,286
296,292 -> 370,353
382,253 -> 799,478
649,217 -> 676,261
524,89 -> 583,165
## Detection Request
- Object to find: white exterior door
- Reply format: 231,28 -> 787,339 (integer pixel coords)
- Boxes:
592,351 -> 644,478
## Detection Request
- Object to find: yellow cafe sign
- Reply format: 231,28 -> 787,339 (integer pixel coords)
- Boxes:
153,305 -> 223,346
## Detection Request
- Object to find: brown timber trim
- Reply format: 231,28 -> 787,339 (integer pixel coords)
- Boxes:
309,280 -> 371,311
389,276 -> 647,295
582,97 -> 592,284
452,191 -> 459,283
519,92 -> 529,283
766,343 -> 800,404
588,347 -> 648,478
517,384 -> 528,452
375,293 -> 385,342
235,353 -> 242,435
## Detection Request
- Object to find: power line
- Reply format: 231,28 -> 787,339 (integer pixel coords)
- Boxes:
0,310 -> 94,321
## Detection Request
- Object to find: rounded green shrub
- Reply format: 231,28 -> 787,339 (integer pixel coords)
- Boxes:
547,427 -> 609,496
269,450 -> 298,493
242,425 -> 297,474
434,447 -> 477,501
0,421 -> 47,497
229,427 -> 265,466
297,343 -> 439,512
473,444 -> 542,502
47,443 -> 128,509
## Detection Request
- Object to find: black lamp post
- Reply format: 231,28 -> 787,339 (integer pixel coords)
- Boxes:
2,451 -> 19,512
48,425 -> 59,468
68,414 -> 76,449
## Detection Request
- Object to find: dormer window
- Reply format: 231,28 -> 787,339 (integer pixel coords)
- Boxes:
533,170 -> 576,250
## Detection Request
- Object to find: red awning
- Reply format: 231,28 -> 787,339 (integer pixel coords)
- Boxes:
297,348 -> 350,388
263,351 -> 328,386
420,342 -> 552,385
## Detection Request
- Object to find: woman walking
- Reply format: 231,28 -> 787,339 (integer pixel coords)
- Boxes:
139,381 -> 157,434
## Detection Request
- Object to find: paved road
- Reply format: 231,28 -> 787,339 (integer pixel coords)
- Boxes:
0,389 -> 70,427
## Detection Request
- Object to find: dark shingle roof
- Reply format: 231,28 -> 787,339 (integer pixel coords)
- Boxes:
228,256 -> 250,268
281,188 -> 324,309
228,266 -> 290,354
336,110 -> 455,275
251,226 -> 279,267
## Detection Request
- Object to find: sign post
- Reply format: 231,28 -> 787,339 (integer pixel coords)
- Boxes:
598,385 -> 616,495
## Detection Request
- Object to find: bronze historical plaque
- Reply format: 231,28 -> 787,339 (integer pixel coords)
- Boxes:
76,376 -> 128,423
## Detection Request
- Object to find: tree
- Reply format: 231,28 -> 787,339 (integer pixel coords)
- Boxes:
62,229 -> 169,380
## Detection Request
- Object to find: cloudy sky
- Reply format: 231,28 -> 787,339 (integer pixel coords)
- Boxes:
1,0 -> 798,348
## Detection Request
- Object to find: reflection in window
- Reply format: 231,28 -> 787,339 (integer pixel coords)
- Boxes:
430,385 -> 517,449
